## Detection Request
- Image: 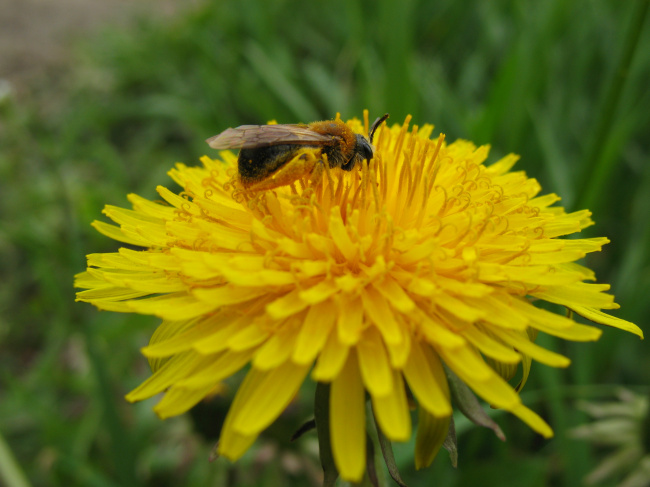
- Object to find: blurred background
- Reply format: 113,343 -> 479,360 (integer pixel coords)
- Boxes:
1,0 -> 649,485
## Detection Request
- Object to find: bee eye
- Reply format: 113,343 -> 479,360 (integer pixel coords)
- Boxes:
356,135 -> 373,161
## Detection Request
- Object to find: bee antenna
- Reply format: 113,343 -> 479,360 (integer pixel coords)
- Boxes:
369,113 -> 389,144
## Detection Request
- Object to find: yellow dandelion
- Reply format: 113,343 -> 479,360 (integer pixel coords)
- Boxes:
75,111 -> 643,482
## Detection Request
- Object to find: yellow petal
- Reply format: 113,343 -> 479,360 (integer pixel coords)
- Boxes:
461,325 -> 521,364
501,265 -> 584,286
371,369 -> 411,441
511,299 -> 602,341
472,295 -> 529,330
330,350 -> 366,482
543,210 -> 592,237
415,408 -> 450,469
532,282 -> 616,309
361,286 -> 402,344
335,294 -> 364,345
128,293 -> 217,320
218,370 -> 261,461
293,300 -> 336,364
227,321 -> 271,351
486,153 -> 519,175
298,280 -> 339,304
385,323 -> 411,368
356,327 -> 394,397
126,193 -> 176,220
194,198 -> 252,227
86,252 -> 147,271
192,315 -> 252,354
403,341 -> 451,417
126,352 -> 206,401
525,249 -> 586,265
252,329 -> 298,370
488,327 -> 571,368
74,270 -> 107,289
373,276 -> 416,313
266,289 -> 309,320
435,293 -> 485,322
312,331 -> 350,382
148,318 -> 195,348
176,349 -> 255,388
232,361 -> 310,436
569,306 -> 643,338
142,314 -> 234,358
156,185 -> 202,214
193,285 -> 268,307
154,383 -> 216,418
91,220 -> 151,247
124,248 -> 181,271
329,206 -> 358,262
436,343 -> 492,381
103,205 -> 165,227
510,404 -> 553,438
434,275 -> 493,298
75,286 -> 149,303
108,273 -> 187,293
416,311 -> 467,348
220,267 -> 296,287
515,352 -> 532,392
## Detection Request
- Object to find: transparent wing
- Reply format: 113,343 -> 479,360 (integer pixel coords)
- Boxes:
206,124 -> 332,149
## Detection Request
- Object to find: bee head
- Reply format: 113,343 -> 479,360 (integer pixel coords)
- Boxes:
356,134 -> 374,161
339,134 -> 373,172
341,114 -> 389,171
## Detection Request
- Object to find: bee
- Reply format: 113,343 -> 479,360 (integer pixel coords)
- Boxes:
206,114 -> 389,191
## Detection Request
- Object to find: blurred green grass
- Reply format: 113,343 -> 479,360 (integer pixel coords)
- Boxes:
0,0 -> 648,485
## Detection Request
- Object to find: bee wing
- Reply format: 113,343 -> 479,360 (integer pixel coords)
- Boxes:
206,124 -> 332,149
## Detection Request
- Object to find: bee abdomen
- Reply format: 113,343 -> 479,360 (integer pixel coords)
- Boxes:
238,144 -> 311,184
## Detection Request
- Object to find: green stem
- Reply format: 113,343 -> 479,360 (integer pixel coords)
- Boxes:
372,412 -> 407,487
314,382 -> 338,487
576,0 -> 649,211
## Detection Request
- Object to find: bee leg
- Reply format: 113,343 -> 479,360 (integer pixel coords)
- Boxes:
244,150 -> 320,192
309,158 -> 324,186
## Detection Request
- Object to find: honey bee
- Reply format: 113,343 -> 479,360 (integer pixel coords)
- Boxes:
206,114 -> 389,191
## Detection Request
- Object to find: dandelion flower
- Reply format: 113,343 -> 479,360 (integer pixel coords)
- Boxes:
75,112 -> 643,482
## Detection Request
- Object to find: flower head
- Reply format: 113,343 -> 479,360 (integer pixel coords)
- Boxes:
76,112 -> 642,482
